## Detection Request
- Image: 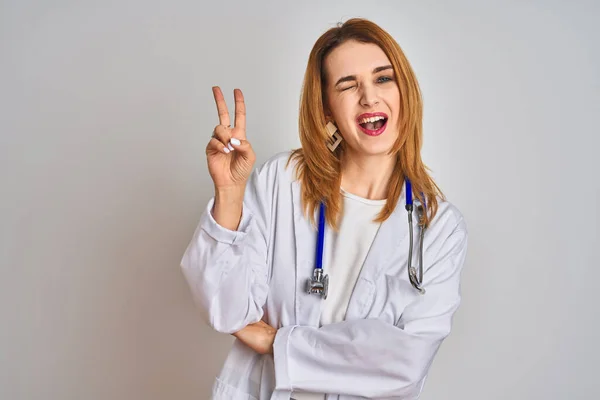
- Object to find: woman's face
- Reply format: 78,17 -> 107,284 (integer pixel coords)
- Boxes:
324,40 -> 400,157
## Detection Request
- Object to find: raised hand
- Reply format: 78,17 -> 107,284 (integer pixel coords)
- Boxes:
206,87 -> 256,190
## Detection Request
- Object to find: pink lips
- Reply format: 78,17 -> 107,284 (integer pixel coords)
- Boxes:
356,112 -> 388,137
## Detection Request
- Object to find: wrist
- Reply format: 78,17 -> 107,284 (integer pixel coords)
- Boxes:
212,186 -> 245,231
214,185 -> 246,203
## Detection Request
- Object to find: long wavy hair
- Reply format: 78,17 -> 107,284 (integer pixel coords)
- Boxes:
288,18 -> 443,230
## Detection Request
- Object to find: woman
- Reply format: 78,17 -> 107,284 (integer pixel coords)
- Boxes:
181,18 -> 468,400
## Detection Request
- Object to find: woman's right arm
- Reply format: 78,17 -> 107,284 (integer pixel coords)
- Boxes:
180,87 -> 271,334
180,166 -> 272,334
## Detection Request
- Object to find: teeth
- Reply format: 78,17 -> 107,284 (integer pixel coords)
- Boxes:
359,115 -> 385,124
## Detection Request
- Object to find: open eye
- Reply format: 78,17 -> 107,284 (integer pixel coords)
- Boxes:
377,76 -> 393,83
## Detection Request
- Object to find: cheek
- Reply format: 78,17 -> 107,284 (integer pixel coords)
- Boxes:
389,90 -> 401,117
332,96 -> 355,124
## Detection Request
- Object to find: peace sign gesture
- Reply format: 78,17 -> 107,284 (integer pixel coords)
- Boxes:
206,87 -> 256,190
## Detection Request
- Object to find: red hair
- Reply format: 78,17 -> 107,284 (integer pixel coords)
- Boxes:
288,18 -> 443,230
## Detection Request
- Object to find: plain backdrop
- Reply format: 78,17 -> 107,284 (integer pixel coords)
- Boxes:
1,0 -> 599,399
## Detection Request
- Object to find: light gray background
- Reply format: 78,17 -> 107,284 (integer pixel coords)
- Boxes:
1,0 -> 598,399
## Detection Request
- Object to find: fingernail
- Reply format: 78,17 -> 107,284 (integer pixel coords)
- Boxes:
228,143 -> 234,151
223,147 -> 230,154
230,138 -> 241,146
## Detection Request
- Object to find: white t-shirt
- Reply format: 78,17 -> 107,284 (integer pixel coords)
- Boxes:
292,189 -> 385,400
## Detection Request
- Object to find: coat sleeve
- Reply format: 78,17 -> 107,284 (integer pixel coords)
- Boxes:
273,221 -> 468,399
180,162 -> 274,334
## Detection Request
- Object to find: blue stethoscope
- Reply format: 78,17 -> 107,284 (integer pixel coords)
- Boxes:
306,179 -> 427,299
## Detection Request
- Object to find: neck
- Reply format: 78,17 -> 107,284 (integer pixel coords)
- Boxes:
340,150 -> 396,200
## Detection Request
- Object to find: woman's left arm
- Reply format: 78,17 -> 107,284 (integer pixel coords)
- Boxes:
272,224 -> 468,399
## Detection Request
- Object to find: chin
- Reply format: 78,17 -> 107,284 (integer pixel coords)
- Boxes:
355,144 -> 395,157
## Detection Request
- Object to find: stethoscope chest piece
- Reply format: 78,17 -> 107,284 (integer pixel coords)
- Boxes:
307,268 -> 329,299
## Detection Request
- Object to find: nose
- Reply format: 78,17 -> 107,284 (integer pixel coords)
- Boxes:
360,83 -> 379,108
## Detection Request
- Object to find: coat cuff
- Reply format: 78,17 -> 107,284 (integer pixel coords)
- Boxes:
200,197 -> 253,245
273,325 -> 296,391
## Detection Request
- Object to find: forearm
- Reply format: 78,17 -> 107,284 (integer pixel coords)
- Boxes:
273,319 -> 439,398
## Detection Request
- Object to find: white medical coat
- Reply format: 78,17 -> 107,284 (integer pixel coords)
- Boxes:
181,151 -> 468,400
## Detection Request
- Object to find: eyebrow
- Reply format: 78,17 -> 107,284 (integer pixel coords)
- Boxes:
334,65 -> 393,87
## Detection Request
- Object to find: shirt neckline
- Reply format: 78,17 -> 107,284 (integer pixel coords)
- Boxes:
340,187 -> 387,206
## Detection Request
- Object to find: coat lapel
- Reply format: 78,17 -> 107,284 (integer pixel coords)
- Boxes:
345,191 -> 410,320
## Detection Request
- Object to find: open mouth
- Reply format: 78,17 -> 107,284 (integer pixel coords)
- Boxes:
357,113 -> 388,136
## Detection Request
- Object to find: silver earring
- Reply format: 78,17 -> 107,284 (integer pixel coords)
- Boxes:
325,121 -> 343,151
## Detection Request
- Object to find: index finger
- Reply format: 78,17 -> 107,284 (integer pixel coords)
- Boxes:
234,88 -> 246,133
212,86 -> 230,127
